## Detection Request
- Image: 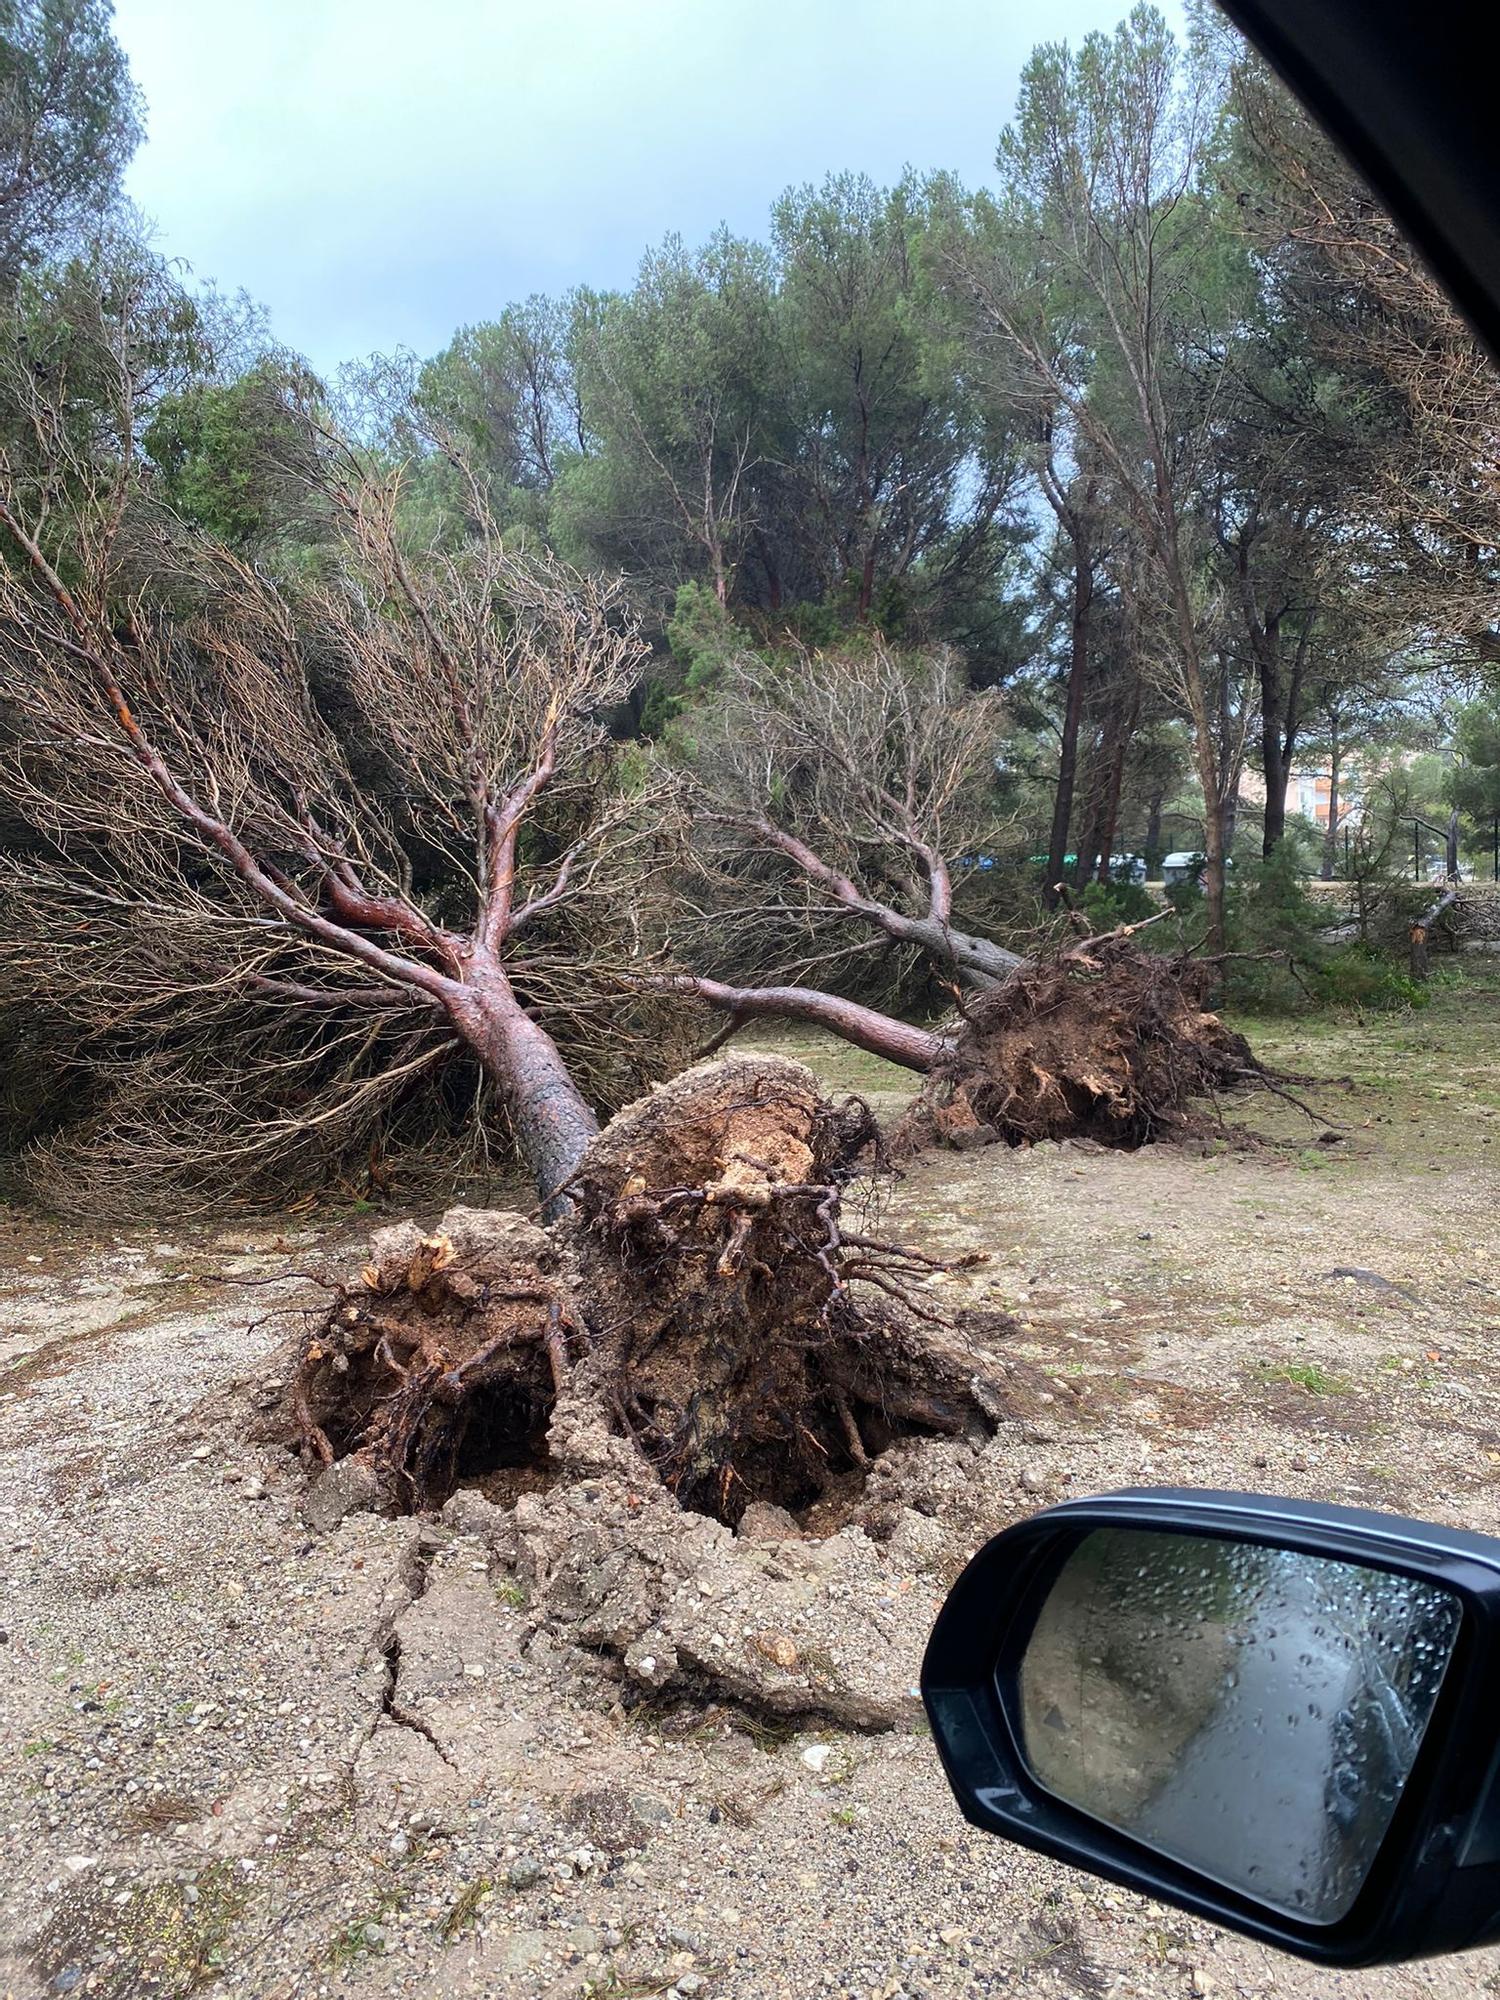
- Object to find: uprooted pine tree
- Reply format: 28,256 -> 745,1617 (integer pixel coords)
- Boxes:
0,332 -> 1264,1526
0,370 -> 1018,1523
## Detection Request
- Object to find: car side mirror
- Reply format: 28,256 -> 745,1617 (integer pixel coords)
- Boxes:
922,1490 -> 1500,1965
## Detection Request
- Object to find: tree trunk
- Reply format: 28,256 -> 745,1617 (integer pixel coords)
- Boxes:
857,546 -> 877,622
670,976 -> 950,1073
1261,712 -> 1289,856
1144,789 -> 1165,877
899,914 -> 1024,989
1196,766 -> 1228,960
753,529 -> 783,613
1044,551 -> 1093,906
449,974 -> 600,1219
1320,716 -> 1342,881
1157,485 -> 1226,954
1410,888 -> 1459,979
1093,678 -> 1138,883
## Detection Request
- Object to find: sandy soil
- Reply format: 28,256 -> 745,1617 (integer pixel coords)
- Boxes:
4,973 -> 1500,2000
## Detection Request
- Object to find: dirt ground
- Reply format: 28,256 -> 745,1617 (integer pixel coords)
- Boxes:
4,970 -> 1500,2000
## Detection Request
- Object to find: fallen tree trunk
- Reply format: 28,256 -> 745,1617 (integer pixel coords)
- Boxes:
668,915 -> 1266,1152
1410,888 -> 1461,980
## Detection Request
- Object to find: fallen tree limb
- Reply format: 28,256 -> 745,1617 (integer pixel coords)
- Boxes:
1410,888 -> 1461,979
649,975 -> 953,1073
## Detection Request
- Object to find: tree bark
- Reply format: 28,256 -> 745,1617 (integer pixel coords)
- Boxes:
900,914 -> 1024,989
667,976 -> 951,1073
1045,546 -> 1094,905
1261,696 -> 1290,856
1144,789 -> 1165,877
857,546 -> 877,623
448,972 -> 600,1219
1093,678 -> 1139,883
1410,888 -> 1459,980
752,528 -> 783,613
1248,590 -> 1310,859
1320,713 -> 1342,881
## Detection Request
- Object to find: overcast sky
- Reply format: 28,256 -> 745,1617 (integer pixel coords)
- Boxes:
112,0 -> 1187,381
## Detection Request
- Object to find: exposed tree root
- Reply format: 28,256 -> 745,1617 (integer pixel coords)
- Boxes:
900,935 -> 1264,1151
284,1055 -> 1005,1525
291,1207 -> 571,1513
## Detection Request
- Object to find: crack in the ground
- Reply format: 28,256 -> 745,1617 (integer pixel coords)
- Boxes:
572,1636 -> 905,1738
364,1529 -> 460,1772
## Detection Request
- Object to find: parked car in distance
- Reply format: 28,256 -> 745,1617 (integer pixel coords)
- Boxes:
1161,851 -> 1233,888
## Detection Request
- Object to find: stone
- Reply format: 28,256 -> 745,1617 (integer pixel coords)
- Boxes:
439,1487 -> 516,1549
496,1929 -> 549,1974
736,1501 -> 801,1541
302,1456 -> 380,1533
506,1857 -> 543,1889
629,1791 -> 674,1830
753,1631 -> 798,1669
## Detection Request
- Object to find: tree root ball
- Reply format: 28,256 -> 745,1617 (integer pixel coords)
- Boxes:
285,1054 -> 1010,1524
903,939 -> 1262,1151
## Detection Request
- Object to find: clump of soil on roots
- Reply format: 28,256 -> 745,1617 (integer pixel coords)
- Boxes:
905,937 -> 1264,1151
284,1054 -> 1008,1526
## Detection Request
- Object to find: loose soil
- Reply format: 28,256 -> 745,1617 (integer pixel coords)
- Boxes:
4,972 -> 1500,2000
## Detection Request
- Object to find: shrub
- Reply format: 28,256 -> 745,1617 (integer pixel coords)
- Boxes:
1079,877 -> 1159,929
1222,847 -> 1329,1012
1317,945 -> 1431,1013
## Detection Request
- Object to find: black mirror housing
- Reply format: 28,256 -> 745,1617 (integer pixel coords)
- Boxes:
922,1489 -> 1500,1966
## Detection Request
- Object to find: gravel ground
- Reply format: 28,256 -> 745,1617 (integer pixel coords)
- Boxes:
5,976 -> 1500,2000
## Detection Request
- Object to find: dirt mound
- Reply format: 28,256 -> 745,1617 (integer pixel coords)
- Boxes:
904,937 -> 1260,1151
282,1054 -> 1009,1526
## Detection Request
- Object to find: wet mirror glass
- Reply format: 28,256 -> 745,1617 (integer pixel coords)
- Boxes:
1018,1529 -> 1461,1924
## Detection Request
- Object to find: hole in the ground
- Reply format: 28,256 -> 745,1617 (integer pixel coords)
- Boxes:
667,1392 -> 955,1536
288,1318 -> 560,1513
451,1375 -> 556,1508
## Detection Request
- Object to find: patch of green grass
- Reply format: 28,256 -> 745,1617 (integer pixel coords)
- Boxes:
493,1578 -> 527,1610
1254,1360 -> 1348,1395
439,1876 -> 493,1943
326,1886 -> 407,1969
32,1864 -> 250,1998
327,1920 -> 377,1972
